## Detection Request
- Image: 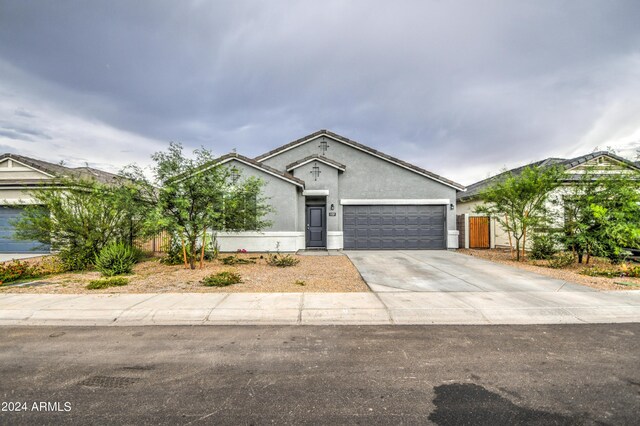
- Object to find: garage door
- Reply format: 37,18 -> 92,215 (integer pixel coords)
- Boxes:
0,206 -> 49,253
343,205 -> 446,250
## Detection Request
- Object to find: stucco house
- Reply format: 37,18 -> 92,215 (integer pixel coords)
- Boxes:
206,130 -> 466,251
0,153 -> 118,253
457,151 -> 640,249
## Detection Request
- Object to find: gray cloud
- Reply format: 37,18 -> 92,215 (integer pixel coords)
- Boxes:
0,0 -> 639,184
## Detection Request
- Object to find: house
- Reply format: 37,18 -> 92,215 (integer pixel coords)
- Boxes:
0,153 -> 118,253
456,151 -> 640,249
206,130 -> 466,251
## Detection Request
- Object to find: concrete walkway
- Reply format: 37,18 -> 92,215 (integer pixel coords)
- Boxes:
1,290 -> 640,326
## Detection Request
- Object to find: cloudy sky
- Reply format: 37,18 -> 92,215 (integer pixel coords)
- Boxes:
1,1 -> 639,185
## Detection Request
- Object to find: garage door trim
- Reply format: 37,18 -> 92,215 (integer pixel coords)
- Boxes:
341,198 -> 451,205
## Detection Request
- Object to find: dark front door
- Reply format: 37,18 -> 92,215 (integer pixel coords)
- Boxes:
306,206 -> 326,248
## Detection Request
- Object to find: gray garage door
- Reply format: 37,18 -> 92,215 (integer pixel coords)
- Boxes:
343,205 -> 446,250
0,206 -> 50,253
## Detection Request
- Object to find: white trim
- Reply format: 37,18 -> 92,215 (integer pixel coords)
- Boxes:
287,157 -> 345,172
340,199 -> 450,205
184,157 -> 304,187
327,231 -> 343,250
447,230 -> 459,249
257,133 -> 465,191
1,199 -> 40,205
0,157 -> 55,178
303,189 -> 329,196
212,231 -> 305,252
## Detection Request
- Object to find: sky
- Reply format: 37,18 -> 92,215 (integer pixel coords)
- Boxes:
0,0 -> 639,185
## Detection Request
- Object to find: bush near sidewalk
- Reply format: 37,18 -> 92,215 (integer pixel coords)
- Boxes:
86,277 -> 129,290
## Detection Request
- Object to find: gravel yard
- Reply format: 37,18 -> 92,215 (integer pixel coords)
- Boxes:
457,249 -> 640,291
0,253 -> 369,294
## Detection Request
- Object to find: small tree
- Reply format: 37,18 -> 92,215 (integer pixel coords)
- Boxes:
13,175 -> 151,270
129,143 -> 272,270
475,165 -> 564,261
561,170 -> 640,264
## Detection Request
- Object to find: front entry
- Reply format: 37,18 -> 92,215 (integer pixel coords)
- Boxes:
306,205 -> 326,248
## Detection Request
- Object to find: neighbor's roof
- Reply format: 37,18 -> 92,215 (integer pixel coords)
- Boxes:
286,154 -> 346,172
255,129 -> 466,191
0,153 -> 121,186
197,152 -> 305,187
457,151 -> 640,202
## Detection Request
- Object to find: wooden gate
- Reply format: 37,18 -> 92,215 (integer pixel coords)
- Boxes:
469,216 -> 490,249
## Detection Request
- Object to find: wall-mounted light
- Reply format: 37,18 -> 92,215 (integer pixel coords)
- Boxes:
450,203 -> 455,210
330,204 -> 335,211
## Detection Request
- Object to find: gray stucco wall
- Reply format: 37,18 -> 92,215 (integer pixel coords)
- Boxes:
260,136 -> 459,232
224,160 -> 300,232
291,163 -> 340,232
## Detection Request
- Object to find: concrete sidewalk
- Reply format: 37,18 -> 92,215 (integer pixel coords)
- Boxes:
1,290 -> 640,325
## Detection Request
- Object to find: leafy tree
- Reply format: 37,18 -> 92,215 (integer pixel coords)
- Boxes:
126,143 -> 272,270
13,175 -> 151,270
475,165 -> 564,261
561,170 -> 640,264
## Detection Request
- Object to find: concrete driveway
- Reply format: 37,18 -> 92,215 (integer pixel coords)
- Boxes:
346,250 -> 640,324
345,250 -> 591,293
0,253 -> 45,262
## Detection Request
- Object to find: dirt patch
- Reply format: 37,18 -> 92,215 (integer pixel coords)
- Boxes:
457,249 -> 640,291
0,253 -> 369,294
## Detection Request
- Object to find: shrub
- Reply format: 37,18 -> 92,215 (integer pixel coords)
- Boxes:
86,276 -> 129,290
548,251 -> 575,269
58,247 -> 96,272
95,242 -> 137,276
294,279 -> 306,286
201,271 -> 242,287
0,259 -> 40,285
530,233 -> 557,260
582,264 -> 640,278
220,255 -> 256,265
266,253 -> 300,267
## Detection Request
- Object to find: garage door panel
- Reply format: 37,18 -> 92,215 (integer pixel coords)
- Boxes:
0,206 -> 50,253
343,205 -> 446,250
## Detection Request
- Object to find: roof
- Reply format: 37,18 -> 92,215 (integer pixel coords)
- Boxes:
196,153 -> 305,187
457,151 -> 640,202
286,155 -> 346,172
0,153 -> 121,185
255,129 -> 466,191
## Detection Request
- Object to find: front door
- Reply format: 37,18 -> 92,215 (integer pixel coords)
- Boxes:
306,206 -> 326,248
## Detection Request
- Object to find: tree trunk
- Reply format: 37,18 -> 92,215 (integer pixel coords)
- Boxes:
181,238 -> 188,269
189,239 -> 197,270
515,239 -> 521,261
577,251 -> 583,264
505,215 -> 514,259
521,226 -> 527,262
200,227 -> 207,269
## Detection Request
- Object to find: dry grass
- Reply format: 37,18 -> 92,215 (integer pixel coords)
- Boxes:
457,248 -> 640,291
0,253 -> 369,294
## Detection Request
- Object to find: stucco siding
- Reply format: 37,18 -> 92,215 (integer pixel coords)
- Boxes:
222,160 -> 300,232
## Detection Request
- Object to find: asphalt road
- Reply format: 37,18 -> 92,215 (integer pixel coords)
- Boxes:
1,325 -> 639,425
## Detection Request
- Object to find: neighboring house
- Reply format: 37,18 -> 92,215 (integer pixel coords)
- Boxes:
204,130 -> 466,251
457,151 -> 640,249
0,153 -> 118,253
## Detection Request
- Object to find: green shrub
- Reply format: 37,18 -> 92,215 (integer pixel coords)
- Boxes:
95,242 -> 137,276
220,255 -> 256,265
294,279 -> 306,286
58,247 -> 95,271
0,259 -> 40,285
86,276 -> 129,290
582,264 -> 640,278
548,251 -> 575,269
266,253 -> 300,267
201,271 -> 242,287
531,233 -> 557,260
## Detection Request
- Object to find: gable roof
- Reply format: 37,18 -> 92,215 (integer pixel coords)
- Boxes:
196,153 -> 305,188
286,155 -> 346,172
0,153 -> 120,186
255,129 -> 466,191
458,151 -> 640,202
